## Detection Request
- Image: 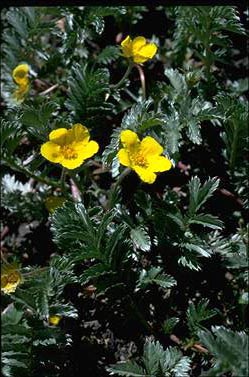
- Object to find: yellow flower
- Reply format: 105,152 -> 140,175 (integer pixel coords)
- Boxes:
45,196 -> 66,213
1,263 -> 22,294
117,130 -> 172,184
13,83 -> 30,102
12,63 -> 29,86
121,36 -> 157,64
12,64 -> 30,103
40,123 -> 99,169
49,315 -> 61,326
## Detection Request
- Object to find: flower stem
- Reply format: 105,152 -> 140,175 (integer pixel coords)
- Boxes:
113,167 -> 131,189
60,167 -> 67,195
3,157 -> 61,188
135,64 -> 146,100
106,168 -> 131,210
67,171 -> 83,201
111,62 -> 133,89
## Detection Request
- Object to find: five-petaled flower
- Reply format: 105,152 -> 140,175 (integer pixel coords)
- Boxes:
121,36 -> 157,64
117,130 -> 172,184
12,63 -> 30,102
1,263 -> 22,294
40,123 -> 99,169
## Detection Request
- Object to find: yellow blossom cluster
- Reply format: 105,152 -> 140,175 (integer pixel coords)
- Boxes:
13,37 -> 172,184
12,63 -> 30,102
40,125 -> 172,184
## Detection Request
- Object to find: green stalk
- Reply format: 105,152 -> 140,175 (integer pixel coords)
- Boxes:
60,167 -> 67,195
3,158 -> 61,188
110,62 -> 133,89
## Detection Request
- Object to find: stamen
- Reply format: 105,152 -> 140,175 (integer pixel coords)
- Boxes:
61,146 -> 78,160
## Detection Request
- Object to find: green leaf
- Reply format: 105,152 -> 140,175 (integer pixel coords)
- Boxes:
97,45 -> 121,65
138,267 -> 176,290
164,68 -> 188,94
130,226 -> 151,252
187,299 -> 218,333
216,95 -> 248,173
162,346 -> 191,376
66,63 -> 113,124
198,326 -> 249,376
107,340 -> 191,377
188,176 -> 220,215
188,213 -> 223,229
121,99 -> 164,134
163,317 -> 180,334
187,119 -> 201,145
79,263 -> 111,284
107,361 -> 145,376
22,102 -> 57,141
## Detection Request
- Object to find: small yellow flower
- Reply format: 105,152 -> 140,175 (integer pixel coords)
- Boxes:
49,315 -> 61,326
45,196 -> 66,213
12,64 -> 30,103
121,36 -> 157,64
12,64 -> 29,86
117,130 -> 172,184
1,263 -> 22,294
40,124 -> 99,169
13,83 -> 30,102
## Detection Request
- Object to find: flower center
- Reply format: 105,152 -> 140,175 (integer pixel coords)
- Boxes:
61,145 -> 78,160
131,152 -> 148,168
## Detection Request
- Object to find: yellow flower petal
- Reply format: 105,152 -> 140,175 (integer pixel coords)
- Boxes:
120,130 -> 140,148
12,64 -> 29,85
140,136 -> 163,156
76,140 -> 99,159
132,36 -> 147,54
121,35 -> 133,57
60,156 -> 85,169
137,43 -> 157,58
117,148 -> 131,167
133,166 -> 156,184
13,83 -> 29,102
49,315 -> 61,326
72,123 -> 90,143
49,128 -> 68,145
40,141 -> 62,163
147,155 -> 172,172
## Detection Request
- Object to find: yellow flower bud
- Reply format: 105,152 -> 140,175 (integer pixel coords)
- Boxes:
49,315 -> 61,326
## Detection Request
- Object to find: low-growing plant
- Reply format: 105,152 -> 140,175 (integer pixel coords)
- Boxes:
1,5 -> 248,377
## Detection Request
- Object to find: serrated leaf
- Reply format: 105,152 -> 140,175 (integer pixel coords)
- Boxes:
130,226 -> 151,252
97,45 -> 120,65
107,361 -> 145,376
164,68 -> 188,94
187,299 -> 218,333
188,213 -> 223,229
198,326 -> 249,376
138,267 -> 176,289
188,176 -> 220,215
